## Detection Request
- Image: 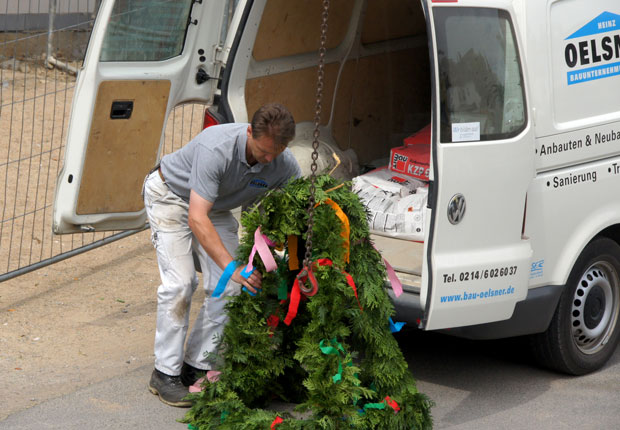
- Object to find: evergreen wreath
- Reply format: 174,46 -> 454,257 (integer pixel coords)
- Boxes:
184,175 -> 433,429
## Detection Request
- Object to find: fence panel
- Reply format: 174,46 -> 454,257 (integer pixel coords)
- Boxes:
0,0 -> 207,282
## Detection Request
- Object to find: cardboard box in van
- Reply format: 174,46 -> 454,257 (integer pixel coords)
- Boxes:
390,142 -> 431,181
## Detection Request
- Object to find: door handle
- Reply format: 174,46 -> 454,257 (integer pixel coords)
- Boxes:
110,100 -> 134,119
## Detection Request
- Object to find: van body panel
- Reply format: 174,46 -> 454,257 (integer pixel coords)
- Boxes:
525,156 -> 620,288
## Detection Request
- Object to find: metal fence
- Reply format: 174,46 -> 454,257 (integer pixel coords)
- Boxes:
0,0 -> 208,282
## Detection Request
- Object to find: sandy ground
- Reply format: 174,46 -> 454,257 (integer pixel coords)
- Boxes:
0,229 -> 178,420
0,229 -> 211,420
0,62 -> 205,417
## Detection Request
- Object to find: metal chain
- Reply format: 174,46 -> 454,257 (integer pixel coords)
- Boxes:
303,0 -> 330,269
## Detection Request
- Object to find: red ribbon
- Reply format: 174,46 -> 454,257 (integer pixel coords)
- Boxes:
283,278 -> 302,325
316,258 -> 362,312
271,416 -> 283,429
266,314 -> 280,337
283,258 -> 362,326
385,396 -> 400,412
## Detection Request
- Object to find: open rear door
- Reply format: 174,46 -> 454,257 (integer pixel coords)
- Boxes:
53,0 -> 231,233
421,1 -> 534,330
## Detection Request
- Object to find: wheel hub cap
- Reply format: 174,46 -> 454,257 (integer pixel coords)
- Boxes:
571,263 -> 619,354
584,285 -> 605,329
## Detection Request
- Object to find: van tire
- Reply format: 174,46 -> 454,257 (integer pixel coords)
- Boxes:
531,237 -> 620,375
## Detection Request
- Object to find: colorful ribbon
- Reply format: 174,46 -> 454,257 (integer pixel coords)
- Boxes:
315,199 -> 350,263
316,258 -> 362,311
288,235 -> 299,271
283,276 -> 302,326
361,396 -> 400,413
385,396 -> 400,412
213,227 -> 277,298
372,244 -> 403,298
245,226 -> 277,272
266,314 -> 280,337
283,258 -> 362,326
240,265 -> 257,296
270,416 -> 283,429
389,317 -> 406,333
319,338 -> 347,383
212,260 -> 239,298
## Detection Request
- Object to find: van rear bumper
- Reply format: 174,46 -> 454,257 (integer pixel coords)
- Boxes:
390,284 -> 564,340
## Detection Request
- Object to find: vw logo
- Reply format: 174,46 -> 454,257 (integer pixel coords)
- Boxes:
447,194 -> 466,225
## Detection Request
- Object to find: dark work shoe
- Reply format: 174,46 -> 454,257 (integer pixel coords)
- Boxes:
181,362 -> 206,387
148,369 -> 192,407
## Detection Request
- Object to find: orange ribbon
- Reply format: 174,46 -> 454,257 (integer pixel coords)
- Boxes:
315,199 -> 350,263
288,234 -> 299,270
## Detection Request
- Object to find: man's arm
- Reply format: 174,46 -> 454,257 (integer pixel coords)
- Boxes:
188,190 -> 262,293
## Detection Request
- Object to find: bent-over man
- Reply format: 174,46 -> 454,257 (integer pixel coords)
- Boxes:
143,103 -> 301,406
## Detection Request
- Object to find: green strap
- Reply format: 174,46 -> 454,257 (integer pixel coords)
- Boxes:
220,410 -> 229,423
278,250 -> 289,300
319,338 -> 346,383
363,401 -> 386,411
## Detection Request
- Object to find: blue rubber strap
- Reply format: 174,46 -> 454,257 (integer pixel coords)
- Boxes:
240,265 -> 255,279
240,266 -> 257,296
212,261 -> 239,298
389,317 -> 406,333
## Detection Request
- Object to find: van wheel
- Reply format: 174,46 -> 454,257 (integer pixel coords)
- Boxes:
531,237 -> 620,375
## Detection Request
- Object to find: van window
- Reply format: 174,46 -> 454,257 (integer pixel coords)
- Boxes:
434,8 -> 526,143
100,0 -> 193,62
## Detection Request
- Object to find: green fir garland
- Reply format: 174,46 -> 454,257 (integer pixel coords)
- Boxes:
184,175 -> 433,429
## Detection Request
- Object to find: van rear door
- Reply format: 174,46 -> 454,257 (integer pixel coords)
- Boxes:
53,0 -> 232,233
422,1 -> 535,329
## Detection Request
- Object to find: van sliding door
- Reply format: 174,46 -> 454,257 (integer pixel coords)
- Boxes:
422,1 -> 535,330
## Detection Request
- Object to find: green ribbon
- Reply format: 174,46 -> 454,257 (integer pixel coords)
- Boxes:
278,251 -> 289,300
220,410 -> 229,423
363,401 -> 386,411
319,338 -> 347,383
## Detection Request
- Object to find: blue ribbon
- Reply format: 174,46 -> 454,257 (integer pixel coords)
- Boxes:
213,262 -> 258,298
389,317 -> 406,333
241,266 -> 257,296
212,261 -> 239,298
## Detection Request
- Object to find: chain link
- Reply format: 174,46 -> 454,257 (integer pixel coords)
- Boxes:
303,0 -> 330,269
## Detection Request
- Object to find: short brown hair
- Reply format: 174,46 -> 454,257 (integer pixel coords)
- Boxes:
251,103 -> 296,147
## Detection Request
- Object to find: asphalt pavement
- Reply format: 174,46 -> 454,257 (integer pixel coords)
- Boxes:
2,330 -> 619,429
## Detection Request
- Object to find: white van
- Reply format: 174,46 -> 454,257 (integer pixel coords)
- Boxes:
53,0 -> 620,375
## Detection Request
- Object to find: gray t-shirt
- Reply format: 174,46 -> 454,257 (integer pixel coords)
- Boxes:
160,123 -> 301,212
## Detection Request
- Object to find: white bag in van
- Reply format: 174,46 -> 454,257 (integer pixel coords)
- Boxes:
352,167 -> 428,241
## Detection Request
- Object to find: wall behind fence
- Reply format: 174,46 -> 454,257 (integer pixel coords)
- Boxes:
0,0 -> 207,282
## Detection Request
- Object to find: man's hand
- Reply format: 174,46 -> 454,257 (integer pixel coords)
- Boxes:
231,266 -> 263,294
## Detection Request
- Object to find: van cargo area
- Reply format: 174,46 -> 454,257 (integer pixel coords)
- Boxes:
219,0 -> 432,304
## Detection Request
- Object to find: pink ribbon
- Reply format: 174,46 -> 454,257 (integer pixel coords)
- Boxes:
372,244 -> 403,298
188,370 -> 222,393
245,226 -> 277,273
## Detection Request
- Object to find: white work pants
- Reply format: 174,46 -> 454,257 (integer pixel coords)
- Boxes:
143,170 -> 240,376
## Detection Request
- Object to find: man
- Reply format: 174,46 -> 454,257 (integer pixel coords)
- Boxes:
143,103 -> 301,407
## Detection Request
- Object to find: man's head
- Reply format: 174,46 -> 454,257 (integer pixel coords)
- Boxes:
246,103 -> 296,165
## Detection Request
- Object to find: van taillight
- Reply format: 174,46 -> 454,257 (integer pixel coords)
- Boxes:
203,109 -> 220,129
